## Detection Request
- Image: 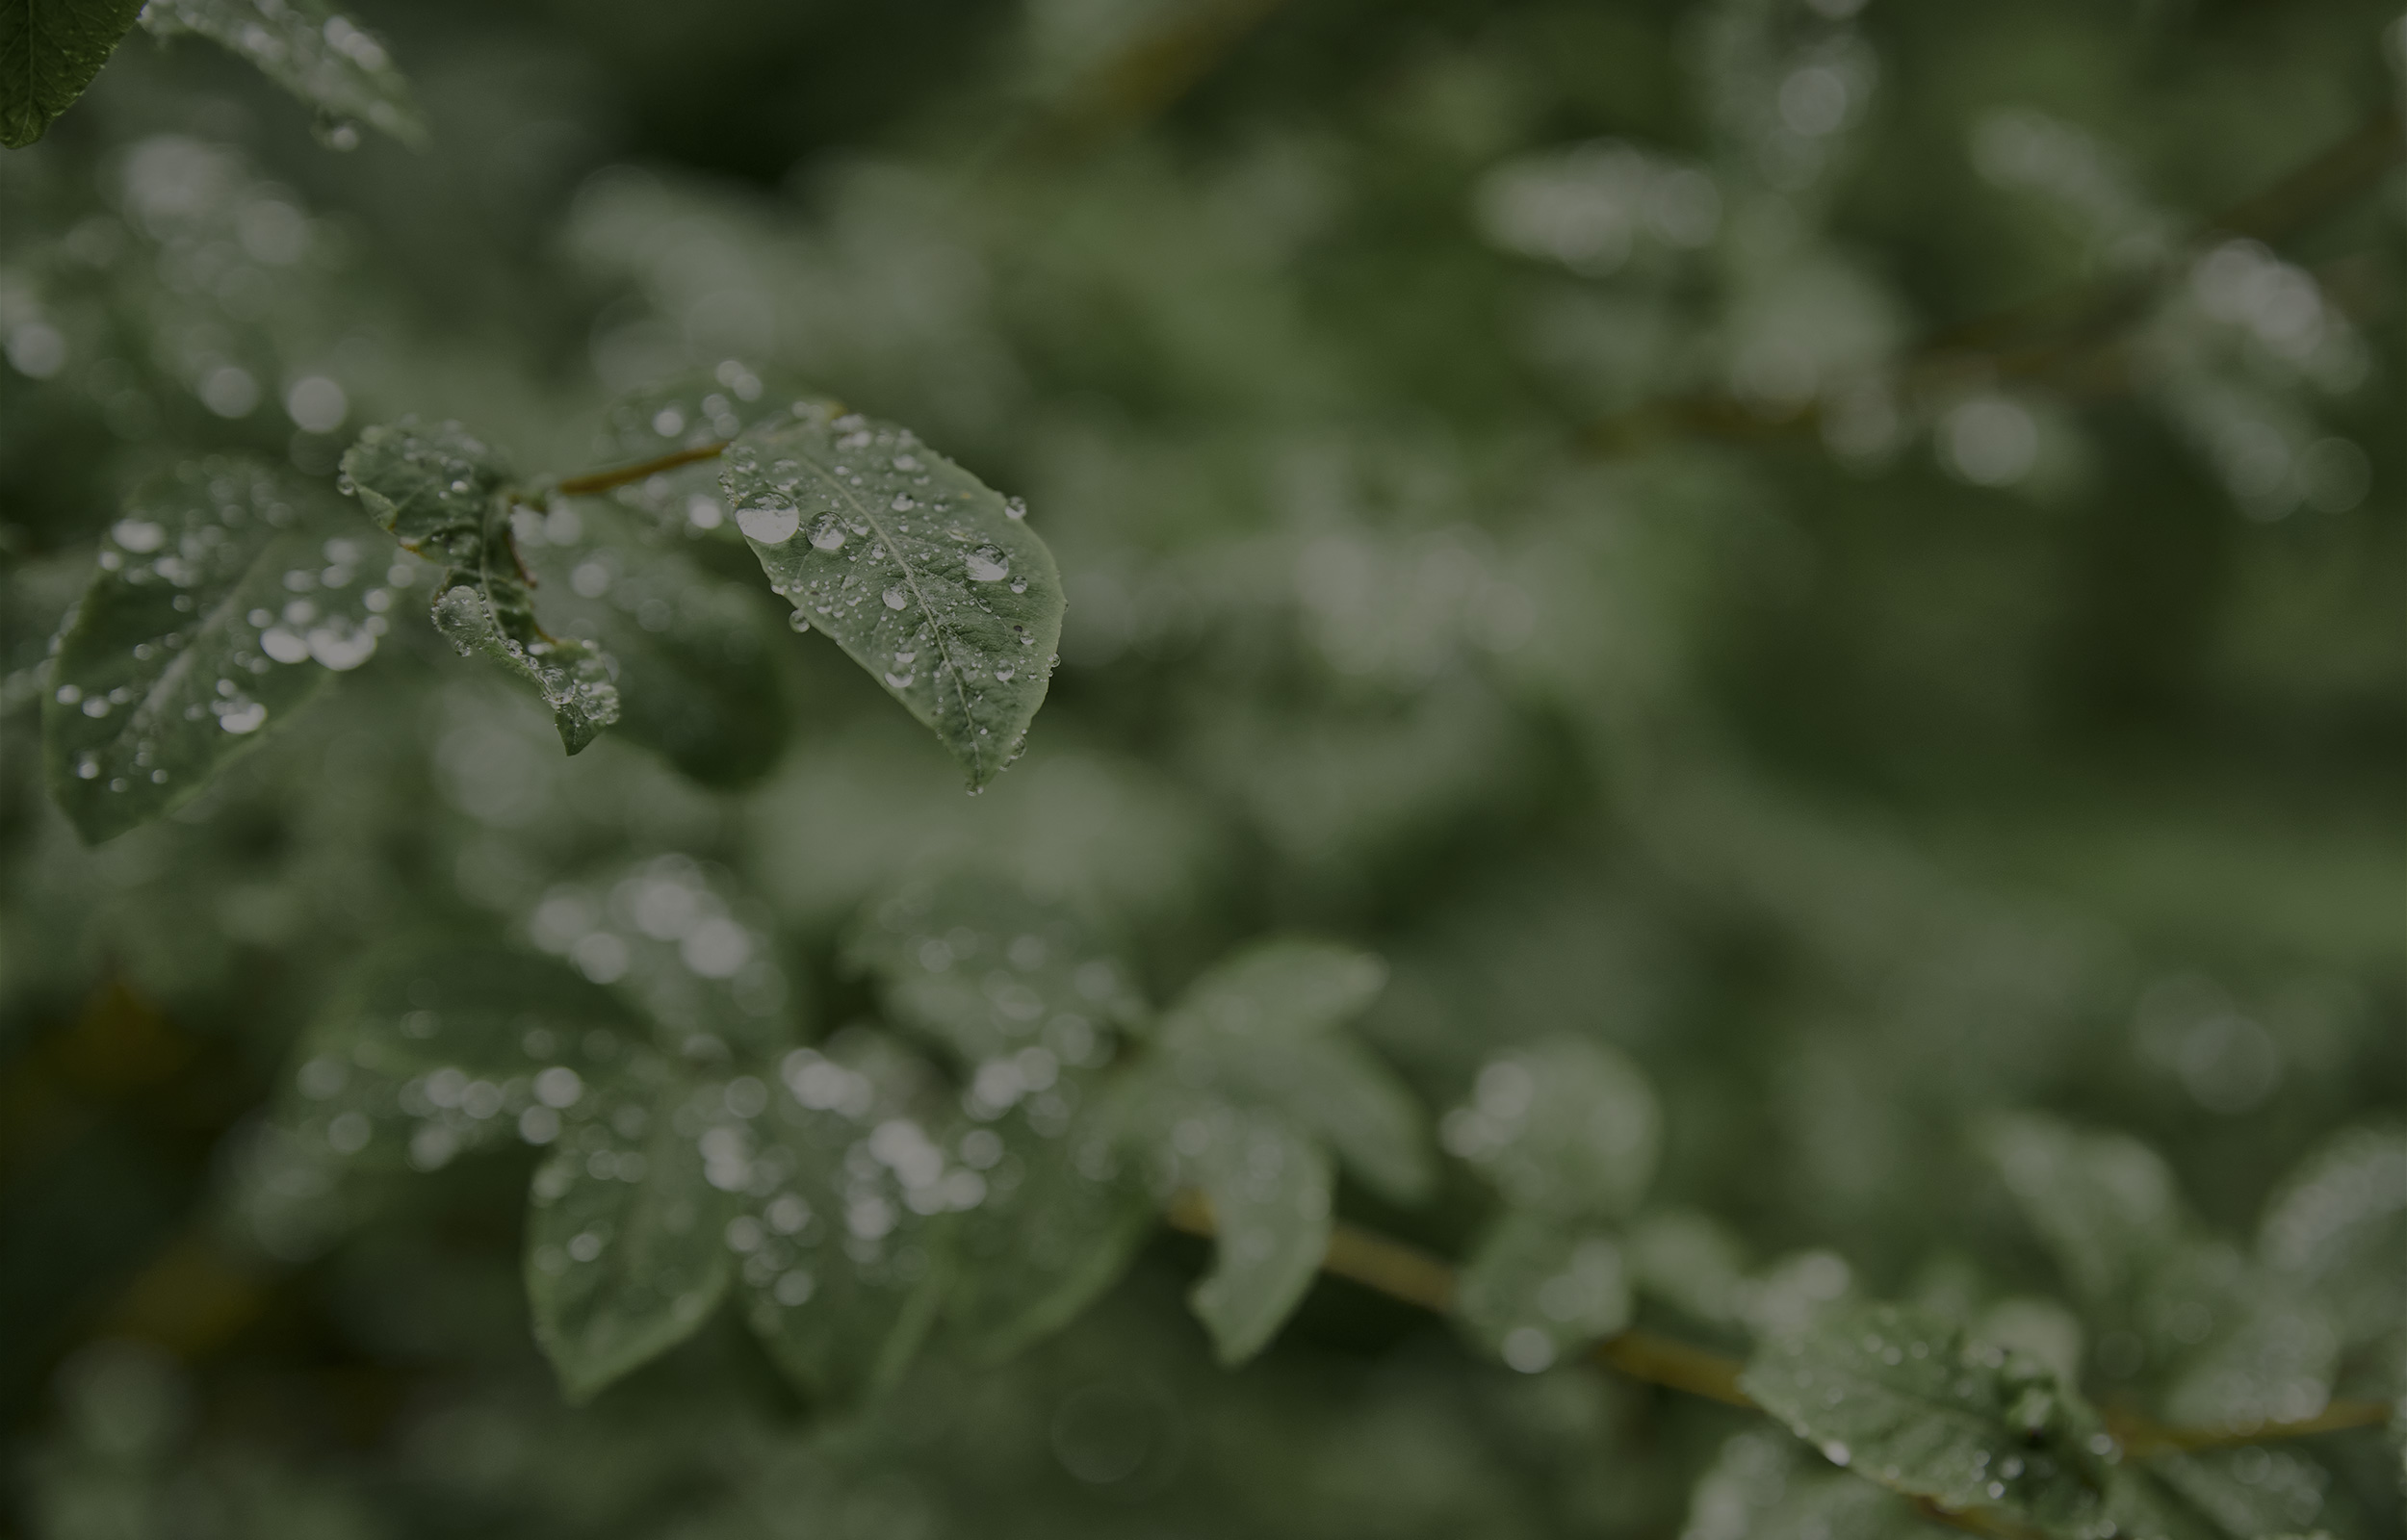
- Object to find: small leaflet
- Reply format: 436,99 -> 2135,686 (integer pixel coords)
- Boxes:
1678,1431 -> 1948,1540
0,0 -> 147,148
43,457 -> 392,844
1976,1112 -> 2187,1311
138,0 -> 426,148
342,419 -> 620,753
1182,1104 -> 1333,1365
527,1073 -> 735,1403
1456,1209 -> 1631,1373
279,944 -> 652,1174
718,405 -> 1065,789
1740,1301 -> 2114,1534
1157,939 -> 1388,1043
1440,1037 -> 1661,1220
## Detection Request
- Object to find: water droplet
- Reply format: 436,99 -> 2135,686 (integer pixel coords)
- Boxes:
965,547 -> 1009,582
788,611 -> 811,632
1821,1441 -> 1851,1467
883,585 -> 909,610
738,503 -> 801,544
995,665 -> 1015,681
885,671 -> 916,688
219,700 -> 269,734
260,627 -> 311,664
808,514 -> 847,551
112,518 -> 166,552
1003,497 -> 1028,520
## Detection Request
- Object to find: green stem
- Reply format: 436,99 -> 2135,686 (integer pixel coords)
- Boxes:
555,440 -> 731,498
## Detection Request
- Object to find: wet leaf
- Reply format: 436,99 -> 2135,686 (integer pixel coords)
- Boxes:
42,458 -> 391,844
139,0 -> 424,147
1456,1209 -> 1630,1372
1977,1112 -> 2185,1313
1184,1031 -> 1432,1205
944,1110 -> 1154,1363
1741,1301 -> 2112,1533
717,406 -> 1064,788
2259,1125 -> 2407,1348
342,418 -> 620,752
527,1074 -> 734,1402
1440,1037 -> 1661,1219
1184,1105 -> 1333,1365
0,0 -> 145,147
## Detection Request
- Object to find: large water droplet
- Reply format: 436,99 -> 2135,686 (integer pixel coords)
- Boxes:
738,503 -> 801,544
883,585 -> 909,610
219,700 -> 269,734
965,547 -> 1009,582
808,514 -> 847,551
788,611 -> 811,632
260,628 -> 311,664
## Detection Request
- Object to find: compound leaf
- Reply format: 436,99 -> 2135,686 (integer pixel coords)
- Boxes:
718,406 -> 1063,788
342,418 -> 620,752
0,0 -> 146,147
1184,1104 -> 1333,1365
527,1073 -> 735,1403
945,1112 -> 1155,1363
139,0 -> 424,146
43,458 -> 391,844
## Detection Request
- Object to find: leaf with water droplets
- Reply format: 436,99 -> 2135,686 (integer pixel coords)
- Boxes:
527,1072 -> 735,1403
1977,1112 -> 2187,1313
343,419 -> 620,753
717,407 -> 1064,788
138,0 -> 425,148
524,502 -> 789,787
43,457 -> 391,844
0,0 -> 146,148
1183,1104 -> 1333,1365
733,1033 -> 959,1405
849,867 -> 1149,1068
279,944 -> 652,1174
945,1109 -> 1155,1364
1678,1430 -> 1953,1540
1740,1301 -> 2112,1533
1457,1209 -> 1630,1372
1440,1037 -> 1661,1220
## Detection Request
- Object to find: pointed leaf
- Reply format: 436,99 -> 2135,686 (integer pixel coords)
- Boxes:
281,943 -> 651,1173
342,419 -> 619,752
1457,1209 -> 1630,1373
1184,1104 -> 1333,1364
1741,1301 -> 2112,1533
42,458 -> 392,844
731,1036 -> 963,1405
1440,1037 -> 1661,1219
1978,1112 -> 2186,1313
717,406 -> 1064,787
945,1110 -> 1155,1363
139,0 -> 423,146
2259,1125 -> 2407,1347
1159,938 -> 1387,1046
527,1073 -> 734,1402
0,0 -> 146,147
1191,1032 -> 1433,1204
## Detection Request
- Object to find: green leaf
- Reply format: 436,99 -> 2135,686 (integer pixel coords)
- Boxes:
341,418 -> 620,752
1628,1207 -> 1750,1326
1680,1431 -> 1954,1540
2141,1240 -> 2339,1429
944,1110 -> 1155,1363
138,0 -> 424,147
1440,1037 -> 1661,1219
1158,938 -> 1387,1044
280,943 -> 653,1173
2150,1449 -> 2337,1540
1185,1031 -> 1433,1205
1741,1301 -> 2112,1534
2259,1125 -> 2407,1348
1456,1208 -> 1631,1373
524,855 -> 797,1063
42,458 -> 392,844
0,0 -> 145,147
717,406 -> 1064,787
1182,1103 -> 1333,1365
1978,1112 -> 2185,1313
849,867 -> 1149,1069
521,502 -> 790,787
527,1072 -> 734,1402
731,1035 -> 960,1405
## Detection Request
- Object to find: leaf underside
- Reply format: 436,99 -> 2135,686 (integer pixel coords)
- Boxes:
0,0 -> 147,148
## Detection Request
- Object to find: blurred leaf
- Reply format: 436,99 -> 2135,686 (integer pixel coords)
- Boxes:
1185,1105 -> 1333,1365
0,0 -> 145,147
527,1074 -> 734,1403
138,0 -> 424,147
1741,1301 -> 2111,1533
2259,1126 -> 2407,1348
41,458 -> 388,843
1628,1207 -> 1750,1326
1192,1031 -> 1433,1205
1159,938 -> 1388,1044
342,419 -> 620,752
717,407 -> 1064,788
279,943 -> 652,1172
1978,1112 -> 2186,1313
1440,1037 -> 1661,1219
1456,1209 -> 1630,1372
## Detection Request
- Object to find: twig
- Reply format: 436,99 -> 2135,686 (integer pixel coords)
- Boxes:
555,440 -> 731,498
2109,1398 -> 2394,1457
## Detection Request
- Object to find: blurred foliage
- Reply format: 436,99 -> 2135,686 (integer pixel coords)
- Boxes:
2,1 -> 2404,1537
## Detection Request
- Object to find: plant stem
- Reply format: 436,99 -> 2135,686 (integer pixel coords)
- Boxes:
555,441 -> 730,498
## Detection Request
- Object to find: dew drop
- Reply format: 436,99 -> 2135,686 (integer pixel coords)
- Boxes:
995,665 -> 1015,681
788,611 -> 811,632
260,627 -> 311,664
738,503 -> 802,544
808,514 -> 847,551
885,671 -> 916,688
966,547 -> 1009,582
219,700 -> 269,734
1821,1441 -> 1851,1467
112,518 -> 166,552
883,585 -> 909,610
